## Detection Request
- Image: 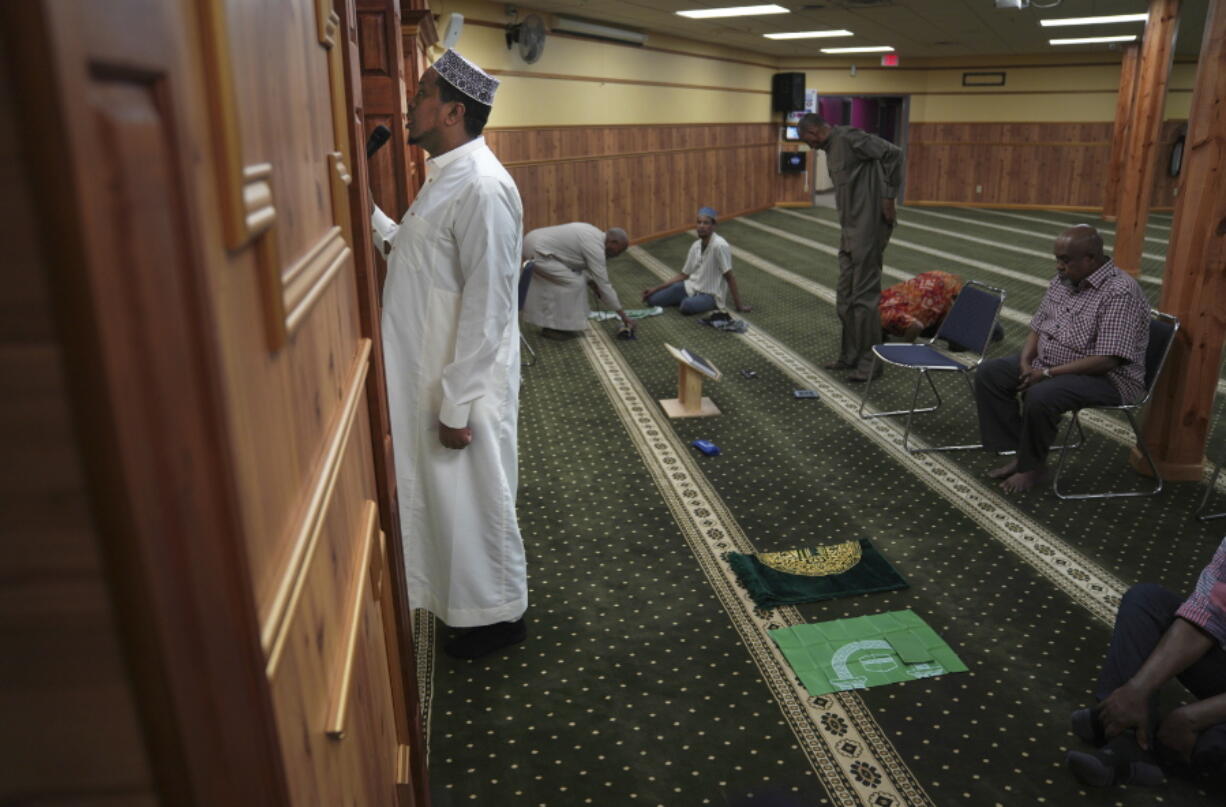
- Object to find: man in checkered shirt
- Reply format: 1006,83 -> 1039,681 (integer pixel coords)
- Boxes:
973,224 -> 1149,493
1066,537 -> 1226,786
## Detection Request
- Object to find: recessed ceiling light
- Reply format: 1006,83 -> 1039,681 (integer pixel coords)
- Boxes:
764,30 -> 854,40
677,4 -> 790,19
1040,14 -> 1148,27
1050,35 -> 1138,45
821,45 -> 895,53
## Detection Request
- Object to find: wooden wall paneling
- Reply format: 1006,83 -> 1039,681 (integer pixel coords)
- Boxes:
581,160 -> 603,226
195,0 -> 354,350
264,389 -> 400,805
487,124 -> 786,242
8,0 -> 420,803
195,0 -> 285,348
904,121 -> 1183,209
335,0 -> 398,552
1,1 -> 302,804
0,23 -> 159,805
194,0 -> 413,802
970,143 -> 990,206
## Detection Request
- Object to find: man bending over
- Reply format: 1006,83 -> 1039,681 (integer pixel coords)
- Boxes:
521,223 -> 632,339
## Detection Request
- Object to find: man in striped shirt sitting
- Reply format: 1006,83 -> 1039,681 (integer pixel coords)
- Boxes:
1067,538 -> 1226,786
973,224 -> 1149,493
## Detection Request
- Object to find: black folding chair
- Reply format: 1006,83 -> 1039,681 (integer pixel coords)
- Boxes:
1052,310 -> 1180,499
518,261 -> 537,367
858,280 -> 1006,453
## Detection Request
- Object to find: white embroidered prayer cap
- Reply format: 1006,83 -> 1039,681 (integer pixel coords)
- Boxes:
432,49 -> 499,106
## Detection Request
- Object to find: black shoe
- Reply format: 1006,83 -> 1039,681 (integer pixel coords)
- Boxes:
1065,735 -> 1165,788
443,618 -> 527,660
1071,707 -> 1105,746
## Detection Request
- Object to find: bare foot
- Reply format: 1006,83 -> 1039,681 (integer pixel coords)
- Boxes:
1000,468 -> 1047,493
986,459 -> 1018,480
823,359 -> 854,371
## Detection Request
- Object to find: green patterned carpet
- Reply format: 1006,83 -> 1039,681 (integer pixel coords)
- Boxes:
422,205 -> 1225,807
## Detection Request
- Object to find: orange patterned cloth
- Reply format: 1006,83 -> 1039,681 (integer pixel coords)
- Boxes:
878,271 -> 964,337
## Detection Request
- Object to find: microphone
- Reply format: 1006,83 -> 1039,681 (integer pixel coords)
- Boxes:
365,125 -> 392,159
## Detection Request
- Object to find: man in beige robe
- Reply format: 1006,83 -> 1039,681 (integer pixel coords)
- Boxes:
521,223 -> 632,338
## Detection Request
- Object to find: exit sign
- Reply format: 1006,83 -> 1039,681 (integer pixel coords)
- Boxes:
881,53 -> 899,67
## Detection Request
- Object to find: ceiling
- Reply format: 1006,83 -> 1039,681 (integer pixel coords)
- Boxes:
512,0 -> 1208,61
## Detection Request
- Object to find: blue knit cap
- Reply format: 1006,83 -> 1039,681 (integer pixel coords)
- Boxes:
698,206 -> 718,221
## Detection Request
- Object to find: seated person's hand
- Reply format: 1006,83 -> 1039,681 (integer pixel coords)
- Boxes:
736,303 -> 753,313
641,288 -> 653,301
1156,706 -> 1199,763
1016,367 -> 1045,392
1099,682 -> 1151,748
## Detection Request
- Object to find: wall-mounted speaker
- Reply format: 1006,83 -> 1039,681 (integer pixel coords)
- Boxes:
772,72 -> 805,113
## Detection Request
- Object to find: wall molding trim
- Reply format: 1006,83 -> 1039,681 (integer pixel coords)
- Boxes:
486,69 -> 770,95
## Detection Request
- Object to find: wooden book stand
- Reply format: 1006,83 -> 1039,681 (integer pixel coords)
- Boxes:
660,343 -> 721,418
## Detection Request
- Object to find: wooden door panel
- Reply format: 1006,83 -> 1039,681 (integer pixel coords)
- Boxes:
194,0 -> 367,636
3,0 -> 422,801
263,369 -> 402,807
220,0 -> 335,260
357,0 -> 411,218
191,0 -> 418,803
209,253 -> 366,638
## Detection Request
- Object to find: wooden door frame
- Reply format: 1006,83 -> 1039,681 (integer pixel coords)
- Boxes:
337,0 -> 432,803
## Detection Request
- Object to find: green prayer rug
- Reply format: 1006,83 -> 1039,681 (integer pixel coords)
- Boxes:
726,538 -> 907,609
769,609 -> 968,697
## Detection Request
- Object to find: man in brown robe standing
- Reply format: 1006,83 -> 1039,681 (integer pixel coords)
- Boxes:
798,113 -> 903,382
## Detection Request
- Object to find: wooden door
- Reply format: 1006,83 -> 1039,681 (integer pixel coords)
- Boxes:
0,0 -> 426,804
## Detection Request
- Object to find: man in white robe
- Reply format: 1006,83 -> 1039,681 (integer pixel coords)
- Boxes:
521,222 -> 632,338
371,49 -> 527,660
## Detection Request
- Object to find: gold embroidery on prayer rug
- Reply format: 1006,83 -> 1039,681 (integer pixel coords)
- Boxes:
759,541 -> 862,576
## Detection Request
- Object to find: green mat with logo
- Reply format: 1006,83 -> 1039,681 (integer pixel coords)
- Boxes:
769,609 -> 967,697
